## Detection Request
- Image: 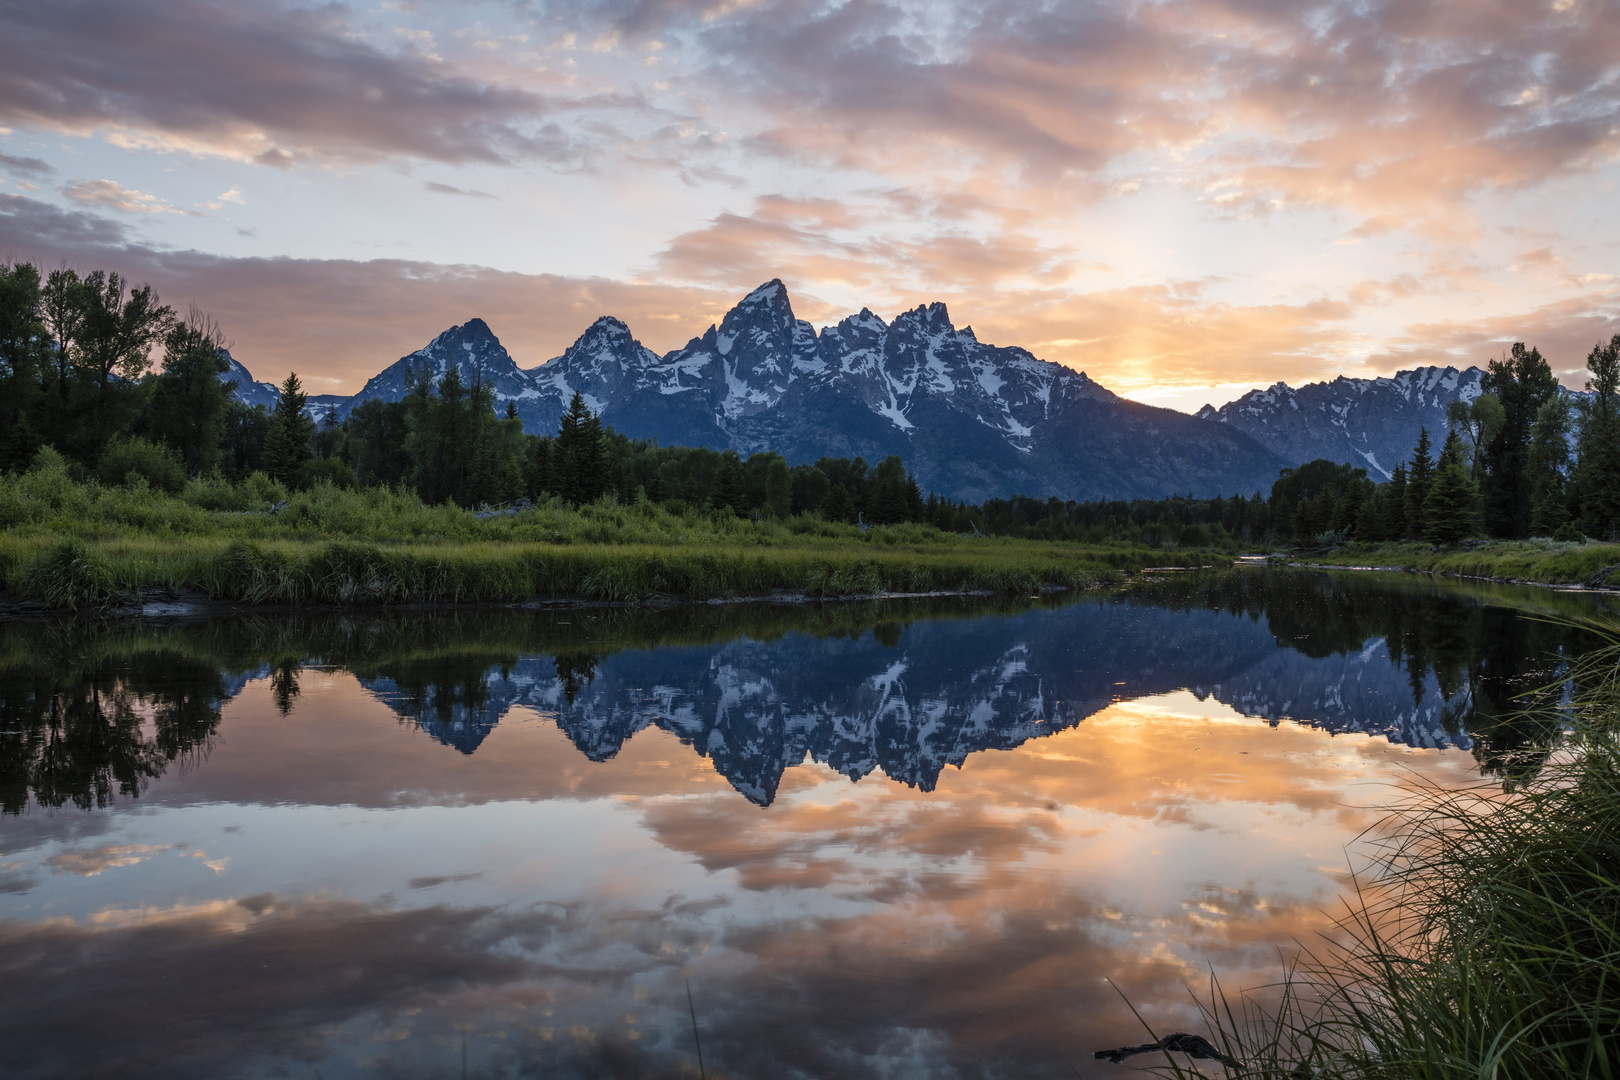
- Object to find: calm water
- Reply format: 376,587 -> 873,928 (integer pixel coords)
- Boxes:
1,569 -> 1612,1079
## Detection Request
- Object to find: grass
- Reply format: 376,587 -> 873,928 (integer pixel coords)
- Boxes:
0,457 -> 1223,609
1114,617 -> 1620,1080
1291,538 -> 1620,587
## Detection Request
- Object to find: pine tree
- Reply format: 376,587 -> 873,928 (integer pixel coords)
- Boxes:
262,372 -> 314,487
1424,429 -> 1478,545
554,391 -> 606,506
1382,463 -> 1408,541
824,482 -> 856,523
1404,429 -> 1434,539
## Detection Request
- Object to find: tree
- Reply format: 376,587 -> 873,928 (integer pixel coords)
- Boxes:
1480,344 -> 1557,537
866,455 -> 913,525
262,372 -> 314,487
553,391 -> 606,506
39,267 -> 82,397
146,309 -> 230,476
73,270 -> 173,395
1381,463 -> 1408,541
1269,459 -> 1368,541
1445,392 -> 1503,481
824,482 -> 856,523
0,262 -> 47,472
1404,429 -> 1435,539
763,454 -> 792,519
1424,428 -> 1478,546
1575,334 -> 1620,539
1527,394 -> 1573,536
711,451 -> 744,514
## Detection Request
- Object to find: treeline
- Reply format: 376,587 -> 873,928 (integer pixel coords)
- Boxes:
956,338 -> 1620,548
1269,338 -> 1620,546
13,259 -> 1618,548
0,261 -> 940,526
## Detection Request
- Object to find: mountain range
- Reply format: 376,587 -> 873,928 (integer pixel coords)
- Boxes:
221,280 -> 1495,500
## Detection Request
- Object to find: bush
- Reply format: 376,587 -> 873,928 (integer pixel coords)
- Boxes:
16,537 -> 118,609
96,436 -> 185,494
1554,521 -> 1585,543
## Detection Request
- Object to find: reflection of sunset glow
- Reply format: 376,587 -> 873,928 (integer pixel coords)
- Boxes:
0,670 -> 1478,1078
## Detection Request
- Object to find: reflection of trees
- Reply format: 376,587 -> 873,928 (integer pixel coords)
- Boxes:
1,578 -> 1612,810
1127,570 -> 1600,779
0,653 -> 226,814
552,653 -> 599,705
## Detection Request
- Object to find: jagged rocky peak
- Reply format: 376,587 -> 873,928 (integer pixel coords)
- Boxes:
715,279 -> 817,360
892,300 -> 957,336
554,315 -> 659,369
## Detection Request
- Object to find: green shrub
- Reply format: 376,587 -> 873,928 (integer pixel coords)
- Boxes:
96,436 -> 185,494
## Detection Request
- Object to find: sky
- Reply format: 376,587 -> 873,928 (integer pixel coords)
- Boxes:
0,0 -> 1617,413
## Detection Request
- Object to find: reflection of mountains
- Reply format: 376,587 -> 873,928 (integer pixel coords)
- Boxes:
365,602 -> 1473,805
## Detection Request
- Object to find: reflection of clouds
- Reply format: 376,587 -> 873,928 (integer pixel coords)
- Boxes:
0,879 -> 1326,1079
46,843 -> 172,877
0,688 -> 1473,1078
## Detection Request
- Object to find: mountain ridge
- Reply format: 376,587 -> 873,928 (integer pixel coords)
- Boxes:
219,279 -> 1481,501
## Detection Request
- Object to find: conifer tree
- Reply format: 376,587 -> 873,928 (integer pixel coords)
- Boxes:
1382,463 -> 1408,541
1403,429 -> 1434,539
824,482 -> 856,523
262,372 -> 314,487
554,391 -> 606,506
1424,428 -> 1478,546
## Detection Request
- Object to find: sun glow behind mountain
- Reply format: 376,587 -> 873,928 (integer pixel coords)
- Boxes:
0,0 -> 1616,408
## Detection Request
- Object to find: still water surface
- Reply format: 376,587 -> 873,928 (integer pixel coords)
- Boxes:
0,569 -> 1612,1079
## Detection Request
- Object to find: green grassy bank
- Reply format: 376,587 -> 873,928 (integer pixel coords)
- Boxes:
0,457 -> 1213,608
1290,538 -> 1620,587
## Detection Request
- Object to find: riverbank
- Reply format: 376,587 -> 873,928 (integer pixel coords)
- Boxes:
0,469 -> 1217,610
1286,538 -> 1620,587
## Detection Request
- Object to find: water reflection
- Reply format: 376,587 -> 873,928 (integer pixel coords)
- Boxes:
1,572 -> 1607,812
0,570 -> 1612,1079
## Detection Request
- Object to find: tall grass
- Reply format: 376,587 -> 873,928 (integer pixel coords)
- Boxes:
0,463 -> 1225,608
1117,620 -> 1620,1079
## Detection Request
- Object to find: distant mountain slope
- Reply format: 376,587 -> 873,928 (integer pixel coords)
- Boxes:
216,280 -> 1294,501
219,349 -> 280,411
1197,367 -> 1487,480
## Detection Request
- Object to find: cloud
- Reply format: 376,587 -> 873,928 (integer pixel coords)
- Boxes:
61,178 -> 184,214
0,193 -> 733,389
424,181 -> 498,198
0,0 -> 601,167
1362,287 -> 1620,384
526,0 -> 1620,226
0,151 -> 53,179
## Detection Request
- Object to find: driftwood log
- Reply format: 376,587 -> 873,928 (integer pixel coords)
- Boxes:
1093,1032 -> 1240,1067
